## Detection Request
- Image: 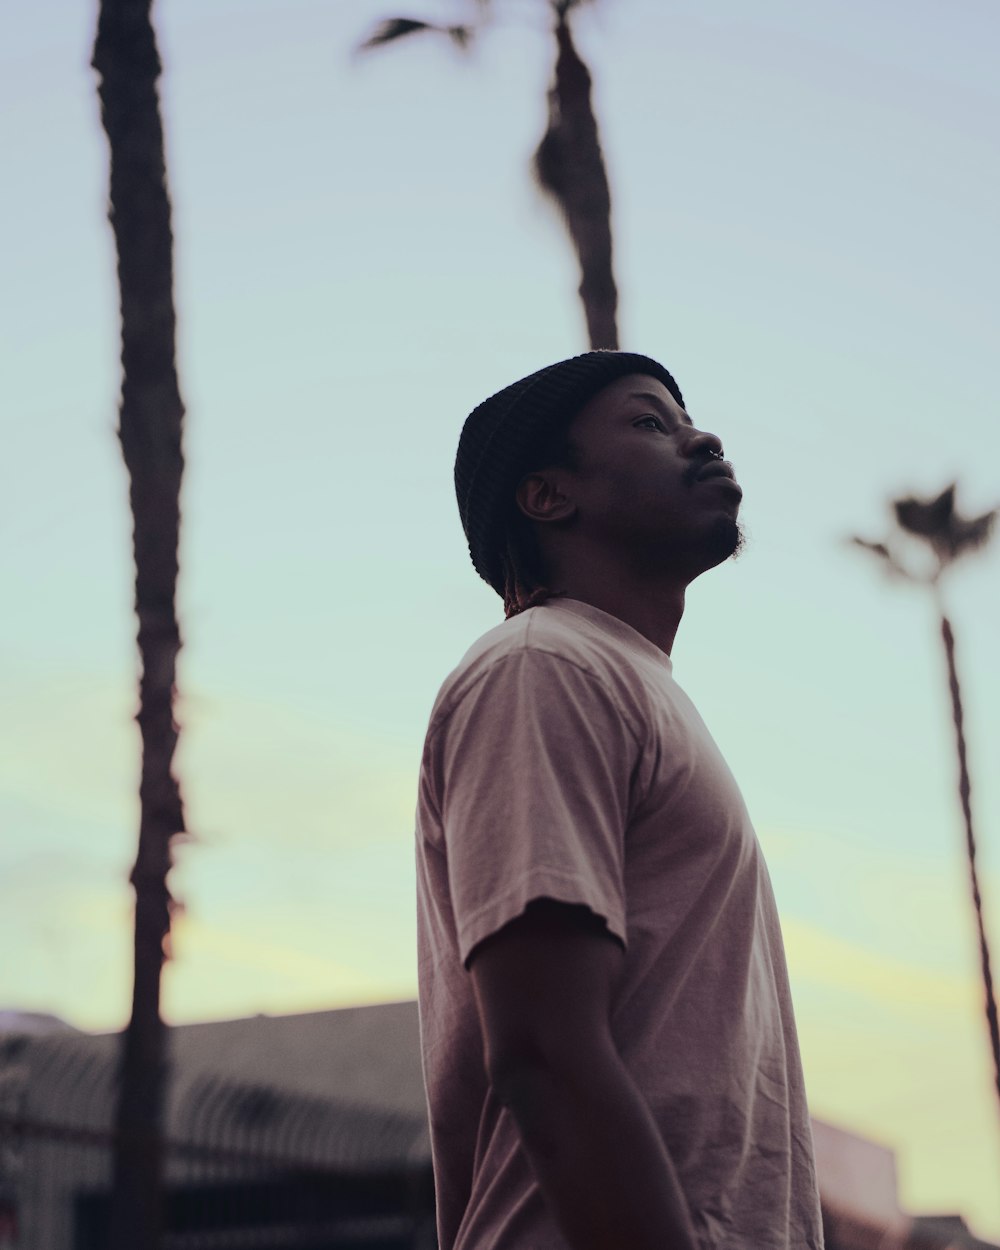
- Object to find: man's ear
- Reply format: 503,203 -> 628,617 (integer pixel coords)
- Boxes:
515,471 -> 577,525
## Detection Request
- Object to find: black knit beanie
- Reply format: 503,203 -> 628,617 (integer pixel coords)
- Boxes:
454,350 -> 685,597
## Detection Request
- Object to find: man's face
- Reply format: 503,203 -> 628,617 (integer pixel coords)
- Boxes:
521,372 -> 744,579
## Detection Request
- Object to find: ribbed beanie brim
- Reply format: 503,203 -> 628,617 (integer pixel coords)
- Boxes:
454,350 -> 684,597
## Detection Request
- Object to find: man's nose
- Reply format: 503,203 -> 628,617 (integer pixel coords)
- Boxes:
682,426 -> 725,459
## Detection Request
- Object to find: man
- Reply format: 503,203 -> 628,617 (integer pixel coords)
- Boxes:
414,350 -> 824,1250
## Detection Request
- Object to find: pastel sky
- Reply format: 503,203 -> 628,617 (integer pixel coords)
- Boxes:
2,0 -> 999,1237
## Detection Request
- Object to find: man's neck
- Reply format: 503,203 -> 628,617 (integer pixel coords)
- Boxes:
547,565 -> 687,657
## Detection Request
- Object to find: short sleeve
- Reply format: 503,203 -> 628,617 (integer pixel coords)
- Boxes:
430,649 -> 637,966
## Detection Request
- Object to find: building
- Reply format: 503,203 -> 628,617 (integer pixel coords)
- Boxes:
0,1002 -> 994,1249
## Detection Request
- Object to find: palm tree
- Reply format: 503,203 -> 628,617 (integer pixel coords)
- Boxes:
357,0 -> 620,349
852,483 -> 1000,1124
92,1 -> 188,1245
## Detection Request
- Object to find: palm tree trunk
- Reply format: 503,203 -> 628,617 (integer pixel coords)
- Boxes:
939,610 -> 1000,1117
533,2 -> 619,350
92,1 -> 187,1246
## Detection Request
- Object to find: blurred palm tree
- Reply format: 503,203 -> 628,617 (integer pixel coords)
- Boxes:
92,0 -> 188,1245
357,0 -> 619,349
852,483 -> 999,1121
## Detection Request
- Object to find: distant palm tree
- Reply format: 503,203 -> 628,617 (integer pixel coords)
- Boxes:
357,0 -> 619,349
852,483 -> 1000,1122
92,0 -> 188,1245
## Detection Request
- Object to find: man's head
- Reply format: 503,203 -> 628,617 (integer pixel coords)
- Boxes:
454,351 -> 743,617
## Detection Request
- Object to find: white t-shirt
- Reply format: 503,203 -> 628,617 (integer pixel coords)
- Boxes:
415,596 -> 824,1250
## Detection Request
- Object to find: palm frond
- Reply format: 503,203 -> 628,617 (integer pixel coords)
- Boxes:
356,15 -> 476,55
894,483 -> 956,540
848,535 -> 909,580
357,18 -> 438,52
892,483 -> 998,570
944,507 -> 998,562
446,24 -> 474,49
850,536 -> 892,561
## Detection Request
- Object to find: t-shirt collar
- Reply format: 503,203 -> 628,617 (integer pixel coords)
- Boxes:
540,596 -> 674,671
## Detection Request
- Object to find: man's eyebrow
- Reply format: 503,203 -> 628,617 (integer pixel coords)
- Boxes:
625,390 -> 694,426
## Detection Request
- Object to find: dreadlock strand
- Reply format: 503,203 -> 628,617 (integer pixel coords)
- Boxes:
502,528 -> 567,619
501,531 -> 533,618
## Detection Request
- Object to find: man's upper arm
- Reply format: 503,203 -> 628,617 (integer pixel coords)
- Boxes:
437,652 -> 634,966
467,897 -> 625,1090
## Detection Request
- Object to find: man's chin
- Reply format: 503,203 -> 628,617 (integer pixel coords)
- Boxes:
728,519 -> 748,561
704,516 -> 746,569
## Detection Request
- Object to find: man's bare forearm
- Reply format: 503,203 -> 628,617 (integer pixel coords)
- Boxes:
495,1040 -> 700,1250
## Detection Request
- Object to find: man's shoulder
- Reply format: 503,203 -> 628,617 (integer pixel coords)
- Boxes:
432,604 -> 577,711
424,601 -> 638,742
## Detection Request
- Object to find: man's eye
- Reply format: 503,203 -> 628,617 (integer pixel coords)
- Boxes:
636,415 -> 667,431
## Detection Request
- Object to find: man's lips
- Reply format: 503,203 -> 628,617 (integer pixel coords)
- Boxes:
693,460 -> 742,495
696,460 -> 735,482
